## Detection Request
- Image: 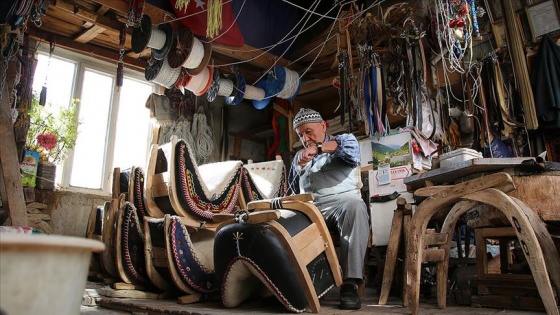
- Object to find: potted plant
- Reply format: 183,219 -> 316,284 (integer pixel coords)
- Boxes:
25,94 -> 80,190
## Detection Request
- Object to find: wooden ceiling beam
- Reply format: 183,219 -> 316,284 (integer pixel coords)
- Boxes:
27,27 -> 146,72
89,0 -> 303,74
298,76 -> 336,96
74,24 -> 106,43
212,43 -> 302,73
96,5 -> 110,16
89,0 -> 177,27
52,0 -> 123,31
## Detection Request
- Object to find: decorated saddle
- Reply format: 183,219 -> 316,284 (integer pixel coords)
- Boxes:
165,214 -> 217,295
239,159 -> 287,208
214,195 -> 342,313
144,216 -> 176,291
115,194 -> 150,285
128,166 -> 148,223
166,136 -> 243,229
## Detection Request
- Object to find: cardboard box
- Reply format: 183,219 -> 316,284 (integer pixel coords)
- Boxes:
370,192 -> 414,246
368,164 -> 412,197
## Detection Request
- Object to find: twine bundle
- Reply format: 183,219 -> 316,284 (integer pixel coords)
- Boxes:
268,66 -> 300,100
147,28 -> 168,51
243,84 -> 265,100
183,66 -> 212,96
181,37 -> 205,69
149,58 -> 181,89
217,78 -> 234,96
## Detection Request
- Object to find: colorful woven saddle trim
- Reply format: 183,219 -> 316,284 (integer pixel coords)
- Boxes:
130,166 -> 148,222
169,215 -> 217,293
241,160 -> 287,203
174,139 -> 242,220
120,202 -> 150,285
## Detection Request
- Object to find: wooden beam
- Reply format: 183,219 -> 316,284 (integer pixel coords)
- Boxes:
297,76 -> 336,96
96,5 -> 110,16
0,57 -> 28,227
90,0 -> 177,27
27,27 -> 146,72
74,24 -> 106,43
212,43 -> 302,72
52,0 -> 123,31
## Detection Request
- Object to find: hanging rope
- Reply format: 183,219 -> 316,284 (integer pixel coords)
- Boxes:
192,107 -> 214,164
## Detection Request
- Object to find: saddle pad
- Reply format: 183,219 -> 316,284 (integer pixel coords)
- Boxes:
242,160 -> 286,202
117,202 -> 150,285
171,139 -> 242,220
167,215 -> 217,294
215,209 -> 335,313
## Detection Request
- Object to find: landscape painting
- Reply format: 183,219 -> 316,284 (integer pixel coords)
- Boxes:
370,132 -> 411,168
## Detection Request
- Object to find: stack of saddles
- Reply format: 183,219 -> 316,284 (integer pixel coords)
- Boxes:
85,136 -> 342,313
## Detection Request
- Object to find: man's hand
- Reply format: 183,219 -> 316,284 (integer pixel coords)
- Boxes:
298,143 -> 319,167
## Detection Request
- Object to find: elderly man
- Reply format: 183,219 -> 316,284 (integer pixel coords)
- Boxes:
287,108 -> 369,310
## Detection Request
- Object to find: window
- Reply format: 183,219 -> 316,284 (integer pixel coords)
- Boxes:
32,46 -> 155,194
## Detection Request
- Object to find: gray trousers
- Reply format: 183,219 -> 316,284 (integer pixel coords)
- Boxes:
315,192 -> 369,280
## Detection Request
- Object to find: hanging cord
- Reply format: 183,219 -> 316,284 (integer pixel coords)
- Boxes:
192,107 -> 214,164
39,38 -> 55,106
0,34 -> 18,106
181,119 -> 195,149
116,25 -> 126,88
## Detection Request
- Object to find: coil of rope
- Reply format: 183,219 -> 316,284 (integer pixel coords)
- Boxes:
192,107 -> 214,164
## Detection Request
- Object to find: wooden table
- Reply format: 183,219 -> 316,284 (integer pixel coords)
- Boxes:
400,158 -> 560,315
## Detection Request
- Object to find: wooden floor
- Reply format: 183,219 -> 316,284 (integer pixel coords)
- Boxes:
81,282 -> 546,315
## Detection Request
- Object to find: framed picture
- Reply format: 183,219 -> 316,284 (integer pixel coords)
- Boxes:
485,0 -> 525,23
526,0 -> 560,39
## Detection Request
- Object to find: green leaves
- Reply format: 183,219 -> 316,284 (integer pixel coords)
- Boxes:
26,94 -> 80,165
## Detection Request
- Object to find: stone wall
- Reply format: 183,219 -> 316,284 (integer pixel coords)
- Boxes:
34,189 -> 110,237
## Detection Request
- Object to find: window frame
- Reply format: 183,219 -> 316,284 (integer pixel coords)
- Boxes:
34,43 -> 156,196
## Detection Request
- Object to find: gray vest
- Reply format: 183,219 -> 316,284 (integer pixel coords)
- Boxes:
299,153 -> 362,207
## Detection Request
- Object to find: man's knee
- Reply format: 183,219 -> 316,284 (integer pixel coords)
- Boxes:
344,198 -> 368,218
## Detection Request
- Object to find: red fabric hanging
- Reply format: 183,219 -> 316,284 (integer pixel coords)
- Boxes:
169,0 -> 245,47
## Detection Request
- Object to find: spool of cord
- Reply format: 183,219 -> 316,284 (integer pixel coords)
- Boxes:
243,84 -> 265,100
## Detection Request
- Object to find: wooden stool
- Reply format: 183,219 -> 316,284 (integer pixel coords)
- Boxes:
378,197 -> 412,305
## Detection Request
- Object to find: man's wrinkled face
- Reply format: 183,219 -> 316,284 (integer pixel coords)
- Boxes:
295,121 -> 326,147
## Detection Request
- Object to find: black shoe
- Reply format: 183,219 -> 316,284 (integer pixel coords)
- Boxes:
339,283 -> 361,310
